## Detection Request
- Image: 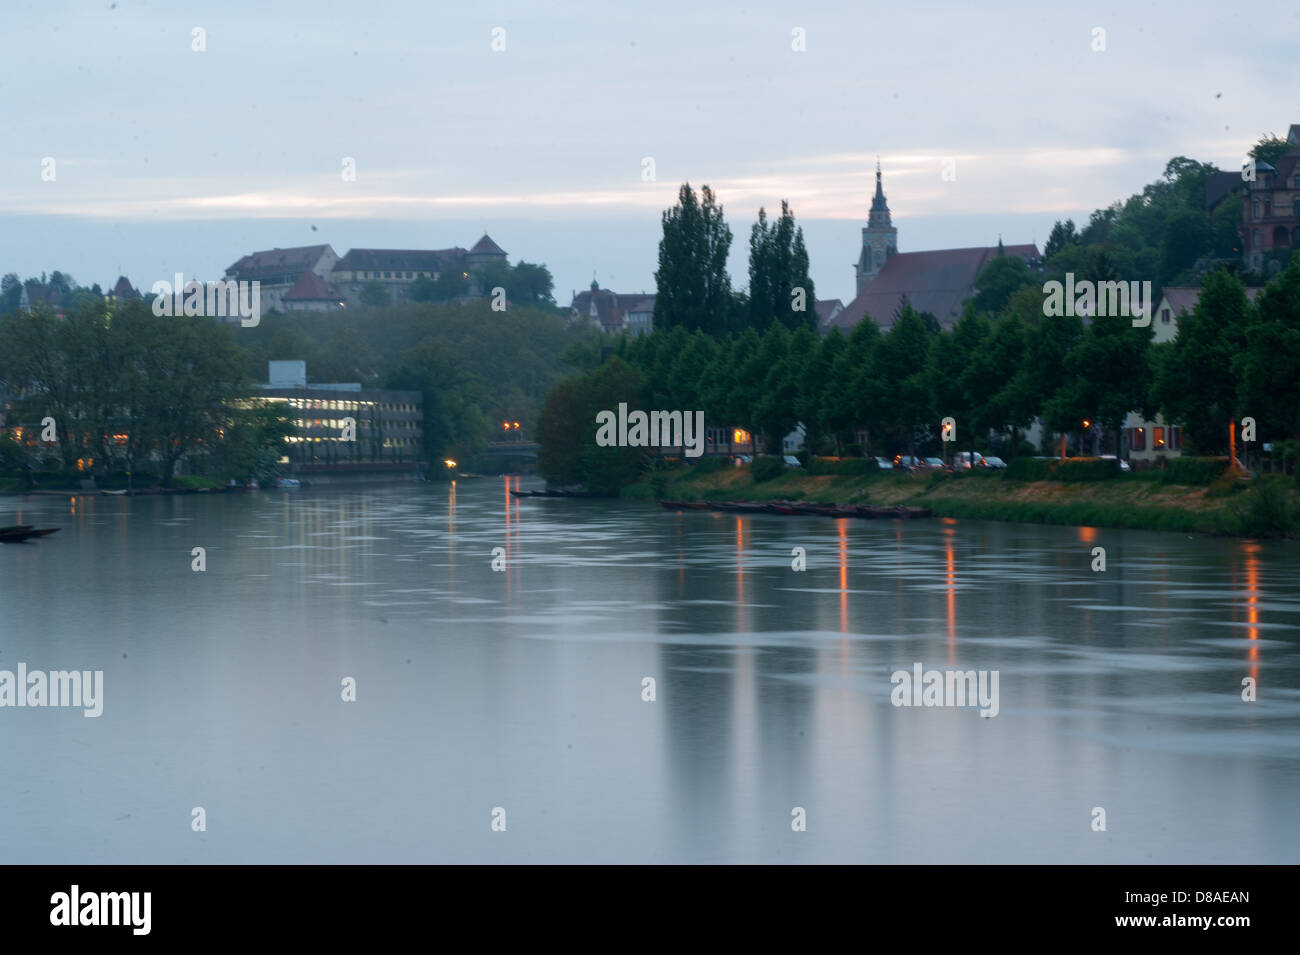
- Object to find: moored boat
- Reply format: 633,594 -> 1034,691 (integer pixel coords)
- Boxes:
0,526 -> 59,543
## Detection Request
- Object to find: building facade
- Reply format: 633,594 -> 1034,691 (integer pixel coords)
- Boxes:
224,245 -> 339,314
258,362 -> 422,472
1241,124 -> 1300,273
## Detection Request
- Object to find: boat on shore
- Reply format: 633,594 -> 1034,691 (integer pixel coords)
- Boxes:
656,499 -> 933,520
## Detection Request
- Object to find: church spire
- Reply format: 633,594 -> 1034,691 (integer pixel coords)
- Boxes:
871,158 -> 889,214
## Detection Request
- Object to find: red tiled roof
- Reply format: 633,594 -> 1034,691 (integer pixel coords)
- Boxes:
571,287 -> 623,331
111,276 -> 138,298
283,270 -> 339,301
830,244 -> 1040,332
468,234 -> 506,256
226,245 -> 333,280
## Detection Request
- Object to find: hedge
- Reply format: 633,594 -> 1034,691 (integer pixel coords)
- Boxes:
1005,458 -> 1055,481
806,457 -> 880,476
1159,456 -> 1230,485
1053,457 -> 1120,482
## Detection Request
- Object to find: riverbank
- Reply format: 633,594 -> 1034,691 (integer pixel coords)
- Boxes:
635,465 -> 1300,537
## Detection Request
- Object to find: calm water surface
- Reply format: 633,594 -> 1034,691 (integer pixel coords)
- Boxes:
2,478 -> 1297,863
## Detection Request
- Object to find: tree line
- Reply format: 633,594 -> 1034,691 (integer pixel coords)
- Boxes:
539,259 -> 1300,491
0,298 -> 288,485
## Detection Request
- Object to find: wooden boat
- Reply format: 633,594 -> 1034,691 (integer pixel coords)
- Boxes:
0,525 -> 34,534
101,489 -> 128,496
766,501 -> 805,515
0,526 -> 59,543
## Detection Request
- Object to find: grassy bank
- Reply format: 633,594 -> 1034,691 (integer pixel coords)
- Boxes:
631,463 -> 1300,537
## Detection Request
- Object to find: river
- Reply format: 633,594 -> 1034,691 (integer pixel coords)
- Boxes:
2,477 -> 1297,863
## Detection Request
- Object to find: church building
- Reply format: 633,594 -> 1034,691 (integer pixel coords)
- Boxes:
829,163 -> 1041,333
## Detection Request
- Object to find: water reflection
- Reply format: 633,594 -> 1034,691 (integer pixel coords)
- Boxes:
1,481 -> 1296,863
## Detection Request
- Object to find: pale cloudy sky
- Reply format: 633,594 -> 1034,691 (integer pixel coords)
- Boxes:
1,0 -> 1295,303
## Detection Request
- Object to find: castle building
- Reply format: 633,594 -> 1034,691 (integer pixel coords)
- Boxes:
1241,123 -> 1300,273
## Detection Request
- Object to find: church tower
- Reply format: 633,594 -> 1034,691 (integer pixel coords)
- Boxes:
856,160 -> 898,296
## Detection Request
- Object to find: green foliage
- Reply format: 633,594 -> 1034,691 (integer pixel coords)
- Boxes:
1005,457 -> 1055,481
653,183 -> 735,335
0,298 -> 251,485
1228,475 -> 1298,536
359,281 -> 390,307
535,357 -> 648,493
747,200 -> 816,330
1159,456 -> 1230,485
236,299 -> 594,465
750,455 -> 785,482
805,457 -> 878,476
691,454 -> 729,475
1052,457 -> 1120,482
971,255 -> 1038,315
472,259 -> 556,308
1250,135 -> 1290,167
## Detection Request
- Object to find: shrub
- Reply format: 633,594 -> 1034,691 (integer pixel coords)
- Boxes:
1229,476 -> 1298,537
750,456 -> 785,482
1053,457 -> 1120,482
620,482 -> 658,500
1005,457 -> 1055,481
806,457 -> 879,476
1160,456 -> 1230,485
691,455 -> 728,475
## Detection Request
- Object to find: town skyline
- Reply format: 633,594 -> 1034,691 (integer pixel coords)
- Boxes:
1,0 -> 1293,304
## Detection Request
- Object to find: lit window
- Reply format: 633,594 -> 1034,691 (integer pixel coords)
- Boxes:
1153,427 -> 1165,449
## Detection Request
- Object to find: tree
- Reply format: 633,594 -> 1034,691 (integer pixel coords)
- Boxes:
875,306 -> 933,457
653,183 -> 735,335
1044,220 -> 1078,260
747,200 -> 816,331
1250,135 -> 1290,168
1235,257 -> 1300,444
1155,268 -> 1252,452
971,255 -> 1038,315
359,281 -> 390,307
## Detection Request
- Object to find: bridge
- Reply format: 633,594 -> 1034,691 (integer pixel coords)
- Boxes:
482,441 -> 538,459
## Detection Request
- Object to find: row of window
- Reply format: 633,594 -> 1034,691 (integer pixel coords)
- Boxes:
352,271 -> 437,281
1127,426 -> 1182,451
287,436 -> 419,446
1251,197 -> 1300,219
277,398 -> 418,413
293,419 -> 419,431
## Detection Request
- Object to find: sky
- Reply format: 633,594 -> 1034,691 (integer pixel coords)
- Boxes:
1,0 -> 1296,305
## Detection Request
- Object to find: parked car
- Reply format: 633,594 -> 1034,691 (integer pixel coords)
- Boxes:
952,451 -> 985,470
892,454 -> 926,471
874,457 -> 895,470
732,454 -> 753,467
982,456 -> 1008,469
783,455 -> 803,468
1099,454 -> 1132,472
923,457 -> 947,470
